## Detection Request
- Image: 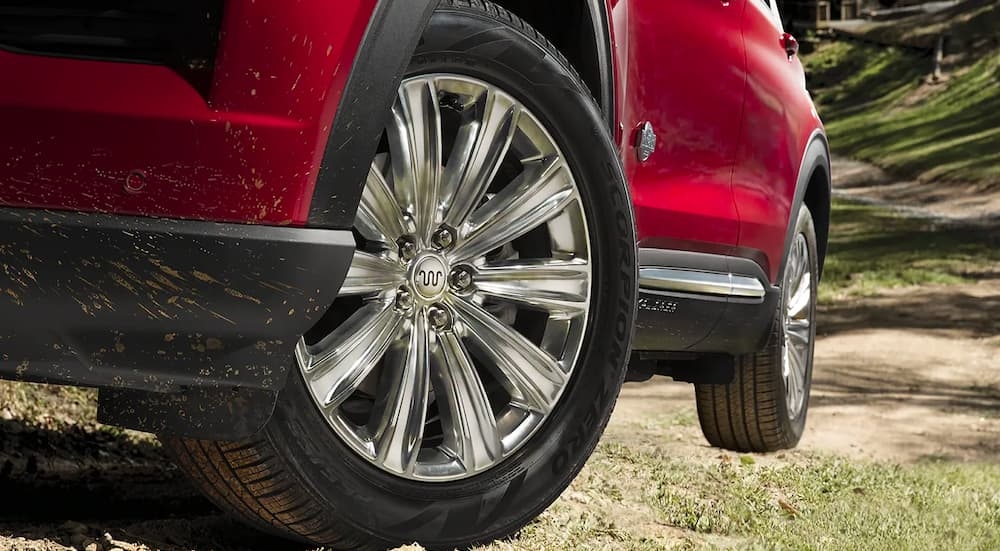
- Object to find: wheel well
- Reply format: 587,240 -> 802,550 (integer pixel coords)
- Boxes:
492,0 -> 613,128
803,164 -> 830,278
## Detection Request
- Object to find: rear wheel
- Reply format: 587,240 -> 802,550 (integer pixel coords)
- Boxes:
694,205 -> 818,452
162,1 -> 636,548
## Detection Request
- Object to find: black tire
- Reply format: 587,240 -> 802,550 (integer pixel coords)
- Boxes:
162,1 -> 637,549
694,205 -> 818,453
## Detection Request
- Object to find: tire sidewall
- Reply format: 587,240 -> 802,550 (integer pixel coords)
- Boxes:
261,6 -> 636,547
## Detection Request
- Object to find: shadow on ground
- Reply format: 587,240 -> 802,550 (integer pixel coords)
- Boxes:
811,372 -> 1000,413
803,282 -> 1000,463
819,283 -> 1000,339
0,419 -> 304,550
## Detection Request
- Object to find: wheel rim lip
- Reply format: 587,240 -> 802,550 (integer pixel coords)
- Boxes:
296,73 -> 593,482
782,232 -> 813,420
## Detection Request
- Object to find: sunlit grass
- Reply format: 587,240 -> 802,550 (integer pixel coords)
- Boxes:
819,199 -> 1000,301
477,416 -> 1000,551
803,40 -> 1000,186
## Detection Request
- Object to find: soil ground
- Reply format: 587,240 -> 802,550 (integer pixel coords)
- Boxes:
832,156 -> 1000,224
1,279 -> 997,551
618,280 -> 1000,465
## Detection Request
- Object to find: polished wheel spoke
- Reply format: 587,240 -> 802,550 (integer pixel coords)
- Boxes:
356,165 -> 407,246
374,312 -> 431,475
297,301 -> 403,408
476,259 -> 589,316
782,233 -> 813,419
785,346 -> 803,404
441,88 -> 521,228
453,158 -> 576,262
301,74 -> 591,482
434,331 -> 503,470
786,318 -> 811,348
787,271 -> 811,319
783,348 -> 793,390
388,79 -> 443,240
786,243 -> 802,286
451,297 -> 566,414
340,250 -> 405,296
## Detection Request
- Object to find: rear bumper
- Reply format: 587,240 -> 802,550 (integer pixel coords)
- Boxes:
0,207 -> 353,434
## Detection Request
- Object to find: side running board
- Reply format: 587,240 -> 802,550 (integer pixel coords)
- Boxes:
639,267 -> 766,300
633,249 -> 779,355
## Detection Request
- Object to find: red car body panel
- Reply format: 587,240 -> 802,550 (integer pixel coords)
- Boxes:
614,0 -> 744,255
734,1 -> 825,281
610,0 -> 824,284
0,0 -> 823,281
0,0 -> 376,226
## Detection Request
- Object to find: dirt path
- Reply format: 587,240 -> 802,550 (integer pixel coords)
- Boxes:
832,156 -> 1000,224
616,280 -> 1000,464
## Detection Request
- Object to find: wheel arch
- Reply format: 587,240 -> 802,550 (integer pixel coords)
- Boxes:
781,130 -> 831,283
803,151 -> 831,279
307,0 -> 616,229
308,0 -> 438,228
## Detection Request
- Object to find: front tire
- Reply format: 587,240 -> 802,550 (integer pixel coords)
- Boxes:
694,205 -> 818,453
163,1 -> 637,548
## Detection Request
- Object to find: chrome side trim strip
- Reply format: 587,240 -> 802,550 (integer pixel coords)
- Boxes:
638,267 -> 766,299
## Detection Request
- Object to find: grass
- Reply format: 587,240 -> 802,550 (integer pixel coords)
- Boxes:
819,199 -> 1000,301
0,380 -> 157,450
473,419 -> 1000,551
802,6 -> 1000,186
643,453 -> 1000,550
0,379 -> 96,422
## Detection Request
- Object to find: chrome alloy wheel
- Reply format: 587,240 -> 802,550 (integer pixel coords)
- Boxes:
781,233 -> 812,420
295,75 -> 592,481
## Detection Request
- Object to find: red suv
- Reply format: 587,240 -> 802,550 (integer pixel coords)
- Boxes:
0,0 -> 829,548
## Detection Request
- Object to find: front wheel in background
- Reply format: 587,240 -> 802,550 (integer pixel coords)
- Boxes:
695,204 -> 819,453
162,1 -> 637,549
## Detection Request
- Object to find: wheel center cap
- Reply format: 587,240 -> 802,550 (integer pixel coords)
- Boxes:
409,253 -> 449,301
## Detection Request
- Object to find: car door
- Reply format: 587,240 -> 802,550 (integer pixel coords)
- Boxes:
614,0 -> 747,252
732,0 -> 820,282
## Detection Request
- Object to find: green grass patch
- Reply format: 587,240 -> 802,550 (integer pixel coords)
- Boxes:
639,410 -> 698,433
820,199 -> 1000,301
803,40 -> 1000,186
0,379 -> 96,422
627,446 -> 1000,550
485,442 -> 1000,550
0,379 -> 158,448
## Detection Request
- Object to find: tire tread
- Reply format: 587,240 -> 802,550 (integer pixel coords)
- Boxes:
695,337 -> 793,452
162,436 -> 361,548
694,206 -> 818,454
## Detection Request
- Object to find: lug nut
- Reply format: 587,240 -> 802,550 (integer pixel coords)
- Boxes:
397,236 -> 418,261
449,266 -> 474,292
432,226 -> 456,250
395,287 -> 414,311
427,304 -> 452,331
